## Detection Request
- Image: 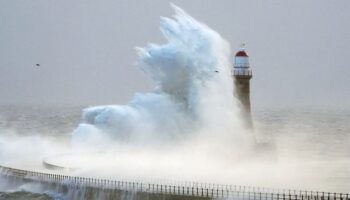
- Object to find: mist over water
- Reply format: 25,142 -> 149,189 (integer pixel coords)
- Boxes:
68,5 -> 255,185
0,5 -> 349,199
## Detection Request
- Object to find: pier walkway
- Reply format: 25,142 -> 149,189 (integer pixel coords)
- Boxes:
0,165 -> 349,200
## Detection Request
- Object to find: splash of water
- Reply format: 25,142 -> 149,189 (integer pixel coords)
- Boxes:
72,5 -> 251,150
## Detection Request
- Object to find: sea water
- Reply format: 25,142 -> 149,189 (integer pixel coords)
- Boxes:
0,105 -> 349,199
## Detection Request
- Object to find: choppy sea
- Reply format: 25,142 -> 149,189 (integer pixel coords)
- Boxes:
0,105 -> 349,199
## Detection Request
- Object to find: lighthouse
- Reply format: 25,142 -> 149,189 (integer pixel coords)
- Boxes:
233,45 -> 253,128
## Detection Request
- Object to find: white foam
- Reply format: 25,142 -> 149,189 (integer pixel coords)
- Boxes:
72,5 -> 251,149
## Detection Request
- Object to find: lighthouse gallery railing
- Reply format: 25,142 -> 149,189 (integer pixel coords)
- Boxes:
232,69 -> 252,76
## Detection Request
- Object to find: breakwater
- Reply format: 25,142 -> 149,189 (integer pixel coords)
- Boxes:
0,165 -> 349,200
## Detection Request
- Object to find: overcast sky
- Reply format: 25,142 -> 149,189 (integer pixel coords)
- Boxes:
0,0 -> 349,109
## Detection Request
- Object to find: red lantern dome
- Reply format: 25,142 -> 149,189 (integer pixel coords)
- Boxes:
235,50 -> 248,57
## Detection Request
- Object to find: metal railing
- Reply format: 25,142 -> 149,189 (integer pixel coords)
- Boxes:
232,69 -> 252,77
0,165 -> 349,200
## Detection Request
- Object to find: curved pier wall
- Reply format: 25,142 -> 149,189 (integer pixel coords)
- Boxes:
1,165 -> 349,200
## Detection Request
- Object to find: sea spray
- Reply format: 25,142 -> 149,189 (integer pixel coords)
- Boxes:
72,5 -> 252,150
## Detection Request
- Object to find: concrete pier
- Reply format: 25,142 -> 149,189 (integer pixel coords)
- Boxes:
1,165 -> 349,200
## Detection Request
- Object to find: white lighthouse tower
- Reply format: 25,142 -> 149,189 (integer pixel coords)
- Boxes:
233,45 -> 253,128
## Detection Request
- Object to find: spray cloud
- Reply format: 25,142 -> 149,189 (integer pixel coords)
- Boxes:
72,5 -> 251,151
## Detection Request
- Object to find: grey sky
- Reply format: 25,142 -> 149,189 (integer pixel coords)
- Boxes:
0,0 -> 349,108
